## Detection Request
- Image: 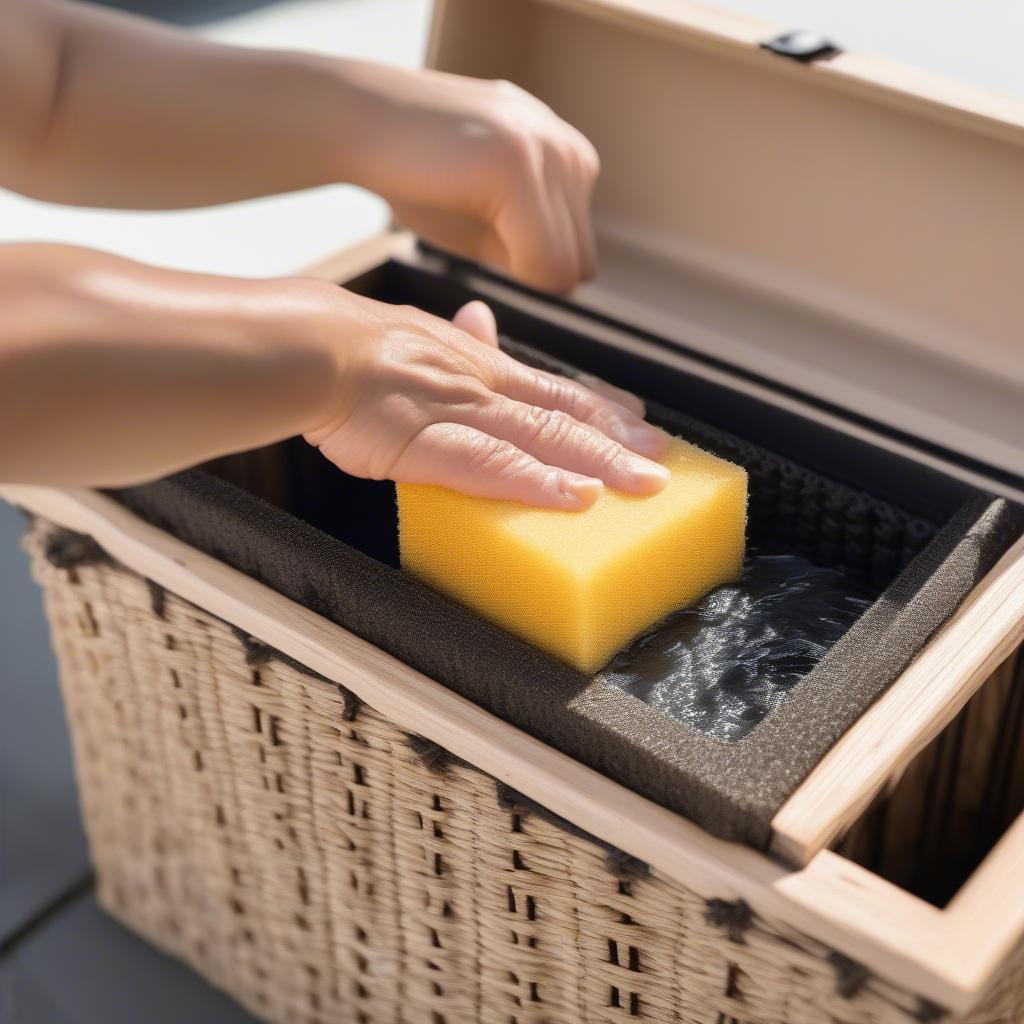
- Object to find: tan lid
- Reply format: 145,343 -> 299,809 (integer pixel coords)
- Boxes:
428,0 -> 1024,480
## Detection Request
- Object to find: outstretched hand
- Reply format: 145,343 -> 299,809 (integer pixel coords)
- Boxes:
305,295 -> 668,510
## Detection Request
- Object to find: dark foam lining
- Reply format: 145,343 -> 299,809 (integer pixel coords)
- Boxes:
109,259 -> 1024,848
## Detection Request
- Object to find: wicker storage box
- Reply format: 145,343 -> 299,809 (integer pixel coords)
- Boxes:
13,501 -> 1024,1024
8,1 -> 1024,1021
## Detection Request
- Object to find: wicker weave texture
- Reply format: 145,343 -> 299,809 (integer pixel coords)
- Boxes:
24,523 -> 1023,1024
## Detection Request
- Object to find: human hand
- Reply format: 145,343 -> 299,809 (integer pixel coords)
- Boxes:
0,243 -> 657,503
304,293 -> 668,510
1,8 -> 595,288
339,64 -> 599,293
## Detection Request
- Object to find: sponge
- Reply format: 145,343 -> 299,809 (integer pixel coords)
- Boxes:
397,436 -> 748,674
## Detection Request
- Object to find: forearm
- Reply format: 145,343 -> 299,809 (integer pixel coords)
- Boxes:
0,0 -> 598,291
1,0 -> 376,208
0,244 -> 340,486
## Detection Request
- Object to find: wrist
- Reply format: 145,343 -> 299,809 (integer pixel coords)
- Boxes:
68,250 -> 348,443
264,277 -> 385,439
310,57 -> 420,191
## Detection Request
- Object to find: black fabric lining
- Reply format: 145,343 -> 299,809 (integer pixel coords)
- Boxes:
501,337 -> 936,589
424,242 -> 1024,496
108,339 -> 1023,847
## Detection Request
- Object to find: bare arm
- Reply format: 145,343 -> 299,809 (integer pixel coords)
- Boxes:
0,244 -> 667,504
0,0 -> 599,290
0,0 -> 363,208
0,244 -> 337,485
0,3 -> 659,503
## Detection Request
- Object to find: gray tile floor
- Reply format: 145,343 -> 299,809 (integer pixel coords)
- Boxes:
5,895 -> 257,1024
0,502 -> 87,945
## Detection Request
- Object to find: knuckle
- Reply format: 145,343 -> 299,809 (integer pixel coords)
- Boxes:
375,348 -> 423,390
467,436 -> 521,476
393,303 -> 425,324
594,436 -> 627,471
519,406 -> 574,447
438,373 -> 489,407
558,381 -> 596,419
492,77 -> 525,100
499,125 -> 538,168
485,106 -> 540,166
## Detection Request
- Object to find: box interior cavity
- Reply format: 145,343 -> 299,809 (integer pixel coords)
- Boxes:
112,258 -> 1022,846
837,646 -> 1024,908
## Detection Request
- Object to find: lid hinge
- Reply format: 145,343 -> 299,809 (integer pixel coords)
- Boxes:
760,30 -> 841,64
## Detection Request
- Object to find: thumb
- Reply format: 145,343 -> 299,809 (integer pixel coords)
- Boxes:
452,300 -> 499,347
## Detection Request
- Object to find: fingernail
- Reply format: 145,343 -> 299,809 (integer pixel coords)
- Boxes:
577,373 -> 646,417
621,424 -> 670,458
623,456 -> 671,491
561,475 -> 602,509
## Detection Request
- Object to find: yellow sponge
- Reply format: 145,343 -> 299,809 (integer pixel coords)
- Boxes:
397,436 -> 747,674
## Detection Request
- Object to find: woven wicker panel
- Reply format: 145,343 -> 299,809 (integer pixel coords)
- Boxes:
23,522 -> 1024,1024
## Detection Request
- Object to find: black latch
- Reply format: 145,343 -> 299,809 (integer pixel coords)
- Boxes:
760,29 -> 841,63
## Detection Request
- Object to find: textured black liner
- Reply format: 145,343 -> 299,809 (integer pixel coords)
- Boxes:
109,262 -> 1023,848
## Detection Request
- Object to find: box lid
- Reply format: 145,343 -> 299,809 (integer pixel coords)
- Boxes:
427,0 -> 1024,483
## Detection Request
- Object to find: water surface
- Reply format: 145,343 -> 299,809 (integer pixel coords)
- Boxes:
603,549 -> 876,742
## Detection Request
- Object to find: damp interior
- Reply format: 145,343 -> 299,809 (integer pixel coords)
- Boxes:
201,258 -> 975,746
205,411 -> 924,746
601,545 -> 877,742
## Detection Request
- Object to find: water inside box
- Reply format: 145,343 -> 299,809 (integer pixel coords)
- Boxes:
203,413 -> 904,745
118,258 -> 1021,844
603,546 -> 877,742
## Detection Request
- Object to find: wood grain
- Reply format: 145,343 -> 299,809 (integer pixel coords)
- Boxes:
771,534 -> 1024,867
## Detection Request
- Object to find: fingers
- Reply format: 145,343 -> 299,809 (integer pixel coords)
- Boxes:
465,398 -> 669,496
574,371 -> 645,418
492,355 -> 667,459
493,126 -> 600,292
451,300 -> 647,419
391,421 -> 603,510
373,300 -> 667,506
497,169 -> 580,293
561,134 -> 600,281
394,129 -> 599,294
448,299 -> 644,418
452,300 -> 498,347
563,183 -> 598,283
542,157 -> 582,288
